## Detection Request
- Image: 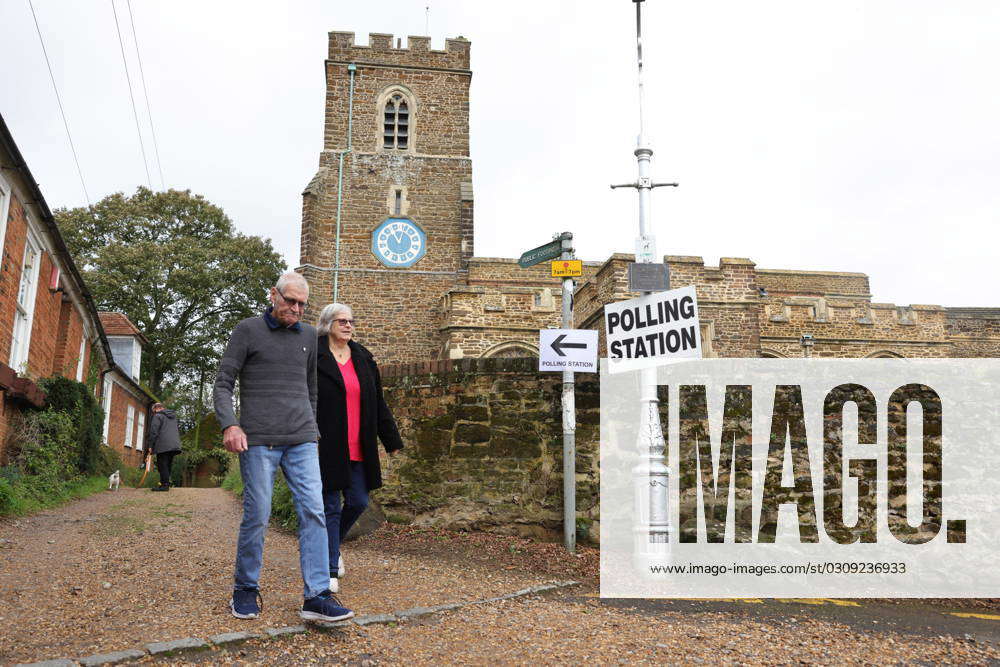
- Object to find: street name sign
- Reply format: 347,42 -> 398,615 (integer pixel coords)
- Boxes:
551,259 -> 583,277
539,329 -> 598,372
627,262 -> 669,292
604,285 -> 702,374
518,240 -> 563,268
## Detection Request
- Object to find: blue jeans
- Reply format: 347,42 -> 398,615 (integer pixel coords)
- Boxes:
323,460 -> 369,575
234,442 -> 329,599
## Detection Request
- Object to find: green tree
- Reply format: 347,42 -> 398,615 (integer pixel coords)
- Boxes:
55,187 -> 285,396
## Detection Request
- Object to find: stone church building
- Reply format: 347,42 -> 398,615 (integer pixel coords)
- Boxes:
298,32 -> 1000,363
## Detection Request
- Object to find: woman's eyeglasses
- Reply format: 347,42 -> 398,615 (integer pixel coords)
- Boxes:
334,318 -> 355,326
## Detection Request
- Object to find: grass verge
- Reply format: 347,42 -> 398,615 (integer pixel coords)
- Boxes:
0,474 -> 109,517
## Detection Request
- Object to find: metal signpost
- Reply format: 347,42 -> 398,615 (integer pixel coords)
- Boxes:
521,232 -> 582,553
608,0 -> 680,563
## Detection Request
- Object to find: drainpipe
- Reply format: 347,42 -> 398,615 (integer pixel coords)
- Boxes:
333,63 -> 356,303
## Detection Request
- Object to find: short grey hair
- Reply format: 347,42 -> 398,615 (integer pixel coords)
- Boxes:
317,303 -> 352,335
275,271 -> 309,294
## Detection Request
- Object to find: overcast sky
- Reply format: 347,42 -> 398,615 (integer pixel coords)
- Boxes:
2,1 -> 998,307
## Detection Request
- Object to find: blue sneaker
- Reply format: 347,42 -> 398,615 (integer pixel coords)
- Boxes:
230,588 -> 262,619
300,590 -> 354,623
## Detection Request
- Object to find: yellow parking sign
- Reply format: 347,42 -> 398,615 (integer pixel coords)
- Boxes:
551,259 -> 583,277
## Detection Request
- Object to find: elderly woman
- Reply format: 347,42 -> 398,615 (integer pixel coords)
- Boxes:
316,303 -> 403,593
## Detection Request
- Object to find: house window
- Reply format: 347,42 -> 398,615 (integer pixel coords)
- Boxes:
0,171 -> 11,256
102,377 -> 113,443
125,405 -> 135,448
383,94 -> 410,149
10,231 -> 41,372
75,337 -> 86,381
136,412 -> 145,452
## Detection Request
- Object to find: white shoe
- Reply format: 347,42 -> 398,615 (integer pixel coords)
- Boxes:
329,577 -> 339,593
338,554 -> 345,577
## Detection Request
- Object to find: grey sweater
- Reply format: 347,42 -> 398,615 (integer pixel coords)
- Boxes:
213,314 -> 319,446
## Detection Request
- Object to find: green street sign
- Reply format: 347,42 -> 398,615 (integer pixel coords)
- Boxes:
518,239 -> 563,268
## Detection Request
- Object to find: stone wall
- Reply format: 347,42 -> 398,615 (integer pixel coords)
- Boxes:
946,308 -> 1000,358
377,357 -> 601,542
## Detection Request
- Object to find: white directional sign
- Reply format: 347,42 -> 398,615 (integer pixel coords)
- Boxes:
539,329 -> 598,373
604,285 -> 702,374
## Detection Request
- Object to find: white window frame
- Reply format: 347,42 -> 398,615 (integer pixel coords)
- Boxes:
102,377 -> 113,443
131,339 -> 141,382
75,337 -> 86,381
136,412 -> 145,451
0,171 -> 11,259
10,229 -> 42,372
125,405 -> 135,448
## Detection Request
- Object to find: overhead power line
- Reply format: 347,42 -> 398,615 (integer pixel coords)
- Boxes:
110,0 -> 152,189
126,0 -> 165,190
27,0 -> 92,208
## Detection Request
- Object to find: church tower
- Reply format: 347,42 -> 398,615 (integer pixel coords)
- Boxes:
299,32 -> 474,363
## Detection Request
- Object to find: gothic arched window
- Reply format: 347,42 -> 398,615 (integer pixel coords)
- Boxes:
383,94 -> 410,149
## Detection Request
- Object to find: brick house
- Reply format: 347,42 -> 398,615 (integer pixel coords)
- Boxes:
0,113 -> 155,467
97,313 -> 152,468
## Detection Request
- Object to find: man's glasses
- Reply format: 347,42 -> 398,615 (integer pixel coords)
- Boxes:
276,288 -> 308,311
334,318 -> 355,326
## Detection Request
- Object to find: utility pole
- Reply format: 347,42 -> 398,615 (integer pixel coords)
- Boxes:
610,0 -> 678,562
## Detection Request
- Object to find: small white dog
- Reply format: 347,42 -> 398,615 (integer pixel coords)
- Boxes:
108,470 -> 120,491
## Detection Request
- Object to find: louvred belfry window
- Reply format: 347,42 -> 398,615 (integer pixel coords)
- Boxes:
383,94 -> 409,149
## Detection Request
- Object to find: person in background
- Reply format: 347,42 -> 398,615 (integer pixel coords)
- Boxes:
146,403 -> 181,492
214,271 -> 352,623
315,303 -> 404,593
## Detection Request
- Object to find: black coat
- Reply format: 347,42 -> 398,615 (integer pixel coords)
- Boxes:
316,336 -> 404,491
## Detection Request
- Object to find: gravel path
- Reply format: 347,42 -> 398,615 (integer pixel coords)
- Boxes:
0,487 -> 590,665
3,487 -> 1000,665
131,594 -> 1000,665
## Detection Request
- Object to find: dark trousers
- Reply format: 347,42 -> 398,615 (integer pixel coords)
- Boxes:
156,451 -> 177,487
322,461 -> 369,575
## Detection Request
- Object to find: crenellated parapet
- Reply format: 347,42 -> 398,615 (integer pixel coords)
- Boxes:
328,31 -> 471,71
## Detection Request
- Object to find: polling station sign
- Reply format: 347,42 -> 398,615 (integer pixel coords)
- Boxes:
599,359 -> 1000,598
604,285 -> 702,373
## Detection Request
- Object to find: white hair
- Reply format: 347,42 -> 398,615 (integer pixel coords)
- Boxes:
275,271 -> 309,294
316,303 -> 353,335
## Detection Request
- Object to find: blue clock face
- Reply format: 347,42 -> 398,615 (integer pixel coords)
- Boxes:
372,218 -> 427,267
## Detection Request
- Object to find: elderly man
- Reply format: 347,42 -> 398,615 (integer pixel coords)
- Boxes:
214,271 -> 352,623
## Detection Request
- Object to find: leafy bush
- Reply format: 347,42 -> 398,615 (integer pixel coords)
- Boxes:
0,376 -> 113,517
37,376 -> 105,475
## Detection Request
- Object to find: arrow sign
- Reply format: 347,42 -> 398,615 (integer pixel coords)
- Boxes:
539,329 -> 598,372
550,334 -> 587,357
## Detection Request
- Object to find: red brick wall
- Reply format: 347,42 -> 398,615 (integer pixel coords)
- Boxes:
51,300 -> 89,380
25,252 -> 61,378
103,378 -> 148,468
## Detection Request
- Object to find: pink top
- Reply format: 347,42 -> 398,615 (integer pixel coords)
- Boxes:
339,357 -> 363,461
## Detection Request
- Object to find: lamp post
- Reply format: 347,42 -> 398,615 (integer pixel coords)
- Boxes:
610,0 -> 678,564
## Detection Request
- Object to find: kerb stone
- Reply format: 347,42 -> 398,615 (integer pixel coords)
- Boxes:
78,649 -> 147,666
145,637 -> 208,655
